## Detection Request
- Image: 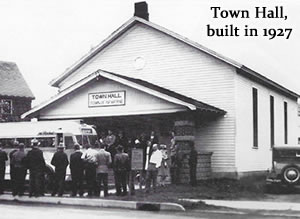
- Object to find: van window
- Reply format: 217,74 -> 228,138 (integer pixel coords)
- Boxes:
64,136 -> 74,149
76,135 -> 89,147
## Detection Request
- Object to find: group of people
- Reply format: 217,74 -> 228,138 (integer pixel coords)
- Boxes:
0,129 -> 198,197
0,140 -> 45,197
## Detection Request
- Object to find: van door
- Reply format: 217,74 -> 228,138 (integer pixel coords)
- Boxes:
56,133 -> 63,147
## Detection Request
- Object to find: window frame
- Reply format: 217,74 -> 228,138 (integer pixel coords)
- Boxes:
252,87 -> 258,148
0,99 -> 13,114
270,95 -> 275,147
284,101 -> 288,145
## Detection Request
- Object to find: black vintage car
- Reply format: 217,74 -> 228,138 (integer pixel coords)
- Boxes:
266,146 -> 300,192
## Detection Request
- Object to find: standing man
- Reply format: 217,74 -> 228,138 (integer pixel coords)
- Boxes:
105,130 -> 116,161
81,144 -> 98,197
9,141 -> 18,192
70,144 -> 84,197
115,131 -> 128,153
114,145 -> 130,196
145,144 -> 162,193
51,143 -> 69,197
158,144 -> 168,187
189,142 -> 198,186
149,131 -> 158,145
95,143 -> 111,197
0,143 -> 8,194
24,139 -> 46,197
10,143 -> 27,196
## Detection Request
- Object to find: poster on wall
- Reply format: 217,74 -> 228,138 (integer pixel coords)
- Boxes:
131,148 -> 144,170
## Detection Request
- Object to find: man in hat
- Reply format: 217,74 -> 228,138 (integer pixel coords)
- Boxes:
10,143 -> 27,196
70,144 -> 84,197
95,143 -> 111,197
24,139 -> 45,197
51,143 -> 69,197
0,142 -> 8,194
114,145 -> 130,196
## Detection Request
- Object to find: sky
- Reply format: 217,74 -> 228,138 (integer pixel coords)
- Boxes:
0,0 -> 299,106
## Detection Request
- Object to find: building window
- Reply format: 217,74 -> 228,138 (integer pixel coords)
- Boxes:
284,101 -> 288,144
0,99 -> 12,114
252,88 -> 258,148
270,95 -> 274,147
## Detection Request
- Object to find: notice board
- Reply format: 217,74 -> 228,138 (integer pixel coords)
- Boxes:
131,148 -> 144,170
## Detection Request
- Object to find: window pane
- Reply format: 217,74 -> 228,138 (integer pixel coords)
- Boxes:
64,136 -> 74,149
76,135 -> 83,146
0,99 -> 12,114
252,88 -> 258,148
270,96 -> 274,147
284,101 -> 288,144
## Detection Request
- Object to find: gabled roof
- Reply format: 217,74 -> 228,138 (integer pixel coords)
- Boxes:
49,16 -> 299,100
49,16 -> 241,88
0,61 -> 35,99
22,69 -> 225,119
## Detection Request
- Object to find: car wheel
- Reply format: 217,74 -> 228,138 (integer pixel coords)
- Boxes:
282,166 -> 300,185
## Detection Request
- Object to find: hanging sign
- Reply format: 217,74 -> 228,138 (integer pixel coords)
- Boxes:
88,91 -> 126,107
131,148 -> 144,170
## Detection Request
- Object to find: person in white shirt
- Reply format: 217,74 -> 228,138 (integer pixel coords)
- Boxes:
145,144 -> 162,193
81,144 -> 98,197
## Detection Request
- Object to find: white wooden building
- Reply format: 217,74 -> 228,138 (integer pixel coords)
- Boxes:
22,2 -> 299,178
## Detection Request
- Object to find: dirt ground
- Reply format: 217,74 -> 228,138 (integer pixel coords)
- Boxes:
104,177 -> 268,208
103,176 -> 300,209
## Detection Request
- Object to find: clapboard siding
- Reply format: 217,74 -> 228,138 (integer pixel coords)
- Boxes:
59,24 -> 235,108
235,73 -> 298,172
58,23 -> 237,173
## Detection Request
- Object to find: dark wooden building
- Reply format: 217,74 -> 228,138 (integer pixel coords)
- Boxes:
0,61 -> 34,122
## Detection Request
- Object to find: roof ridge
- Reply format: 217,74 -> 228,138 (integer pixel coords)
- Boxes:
49,16 -> 242,88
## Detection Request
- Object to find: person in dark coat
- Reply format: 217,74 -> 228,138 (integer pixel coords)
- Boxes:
51,143 -> 69,197
0,143 -> 8,194
114,145 -> 130,196
10,143 -> 27,196
24,139 -> 46,197
189,142 -> 198,186
70,144 -> 84,197
9,141 -> 18,193
115,131 -> 128,153
105,130 -> 116,162
149,131 -> 159,146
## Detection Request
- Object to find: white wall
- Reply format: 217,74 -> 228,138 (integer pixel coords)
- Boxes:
235,74 -> 298,172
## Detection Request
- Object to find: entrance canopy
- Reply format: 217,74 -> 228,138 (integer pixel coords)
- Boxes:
22,70 -> 225,120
